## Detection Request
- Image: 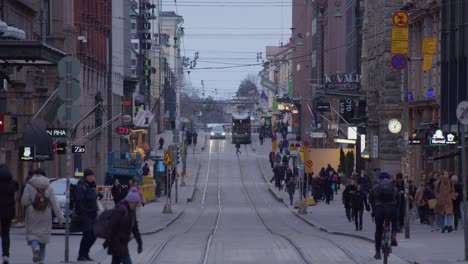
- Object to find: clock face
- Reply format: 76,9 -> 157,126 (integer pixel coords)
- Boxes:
388,119 -> 402,133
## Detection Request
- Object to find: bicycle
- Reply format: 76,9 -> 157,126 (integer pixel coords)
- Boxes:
381,219 -> 392,264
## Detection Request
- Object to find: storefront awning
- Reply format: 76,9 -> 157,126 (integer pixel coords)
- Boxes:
0,40 -> 67,65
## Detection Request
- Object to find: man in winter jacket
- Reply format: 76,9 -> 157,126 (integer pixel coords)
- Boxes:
342,179 -> 357,222
351,184 -> 370,231
75,169 -> 99,261
0,164 -> 19,264
104,187 -> 143,264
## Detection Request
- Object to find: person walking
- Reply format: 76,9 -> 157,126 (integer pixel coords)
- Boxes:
395,173 -> 405,232
0,165 -> 19,264
268,152 -> 275,168
285,166 -> 295,206
103,187 -> 143,264
75,169 -> 99,261
111,179 -> 124,205
451,175 -> 462,230
434,171 -> 454,233
21,168 -> 63,264
235,142 -> 241,155
142,163 -> 150,177
351,184 -> 370,231
342,179 -> 357,222
158,137 -> 165,150
193,131 -> 198,146
271,162 -> 286,191
278,140 -> 284,154
414,182 -> 427,224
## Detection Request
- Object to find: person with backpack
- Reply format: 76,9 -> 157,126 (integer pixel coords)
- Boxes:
21,168 -> 63,264
74,168 -> 99,261
369,172 -> 400,260
111,179 -> 124,205
99,187 -> 143,264
342,179 -> 357,222
0,165 -> 19,264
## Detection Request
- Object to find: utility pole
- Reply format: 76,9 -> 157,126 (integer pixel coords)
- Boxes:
403,65 -> 410,239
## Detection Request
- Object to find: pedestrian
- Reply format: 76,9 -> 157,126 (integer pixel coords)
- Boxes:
0,165 -> 19,264
268,151 -> 275,168
395,173 -> 405,232
414,182 -> 427,224
111,179 -> 124,205
21,168 -> 64,264
158,137 -> 165,150
342,179 -> 357,222
142,163 -> 150,177
285,167 -> 295,206
271,162 -> 286,191
434,171 -> 454,233
451,175 -> 462,230
75,168 -> 99,261
351,184 -> 370,231
235,142 -> 241,155
103,187 -> 143,264
278,140 -> 284,154
423,180 -> 436,231
193,131 -> 198,146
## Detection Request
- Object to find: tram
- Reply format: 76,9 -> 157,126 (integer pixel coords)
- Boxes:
231,112 -> 251,144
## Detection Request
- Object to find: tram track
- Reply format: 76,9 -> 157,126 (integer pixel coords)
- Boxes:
237,145 -> 311,264
240,145 -> 362,264
148,140 -> 222,263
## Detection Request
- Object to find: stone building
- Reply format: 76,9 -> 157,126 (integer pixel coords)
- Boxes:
361,0 -> 405,176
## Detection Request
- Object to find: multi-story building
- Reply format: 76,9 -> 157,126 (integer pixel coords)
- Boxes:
440,0 -> 468,174
361,0 -> 405,176
405,0 -> 442,181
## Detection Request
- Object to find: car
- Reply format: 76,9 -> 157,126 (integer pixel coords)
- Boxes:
210,126 -> 226,139
50,178 -> 79,229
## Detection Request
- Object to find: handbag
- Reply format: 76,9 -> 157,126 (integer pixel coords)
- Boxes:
428,198 -> 437,209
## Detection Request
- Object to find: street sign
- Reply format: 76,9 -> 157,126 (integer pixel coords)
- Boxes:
58,56 -> 81,77
457,101 -> 468,125
305,159 -> 313,174
72,145 -> 86,154
391,53 -> 408,71
57,79 -> 80,101
422,37 -> 437,54
115,126 -> 132,135
46,128 -> 68,137
310,132 -> 327,138
392,10 -> 409,28
122,115 -> 132,123
423,54 -> 433,71
164,149 -> 172,165
163,117 -> 169,123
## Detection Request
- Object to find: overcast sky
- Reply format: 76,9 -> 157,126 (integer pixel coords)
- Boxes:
162,1 -> 292,99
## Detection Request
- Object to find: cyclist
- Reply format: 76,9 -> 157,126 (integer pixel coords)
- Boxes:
235,142 -> 241,155
369,172 -> 400,260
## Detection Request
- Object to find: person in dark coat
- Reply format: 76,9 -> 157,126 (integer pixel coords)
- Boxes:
104,187 -> 143,264
451,175 -> 462,230
271,162 -> 286,191
351,184 -> 370,231
142,163 -> 150,176
111,179 -> 124,205
268,152 -> 275,168
285,167 -> 295,205
193,131 -> 198,146
395,173 -> 405,232
75,169 -> 99,261
0,164 -> 19,264
342,179 -> 357,222
158,137 -> 165,150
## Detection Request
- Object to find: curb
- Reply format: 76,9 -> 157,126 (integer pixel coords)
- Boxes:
268,186 -> 283,202
187,150 -> 202,202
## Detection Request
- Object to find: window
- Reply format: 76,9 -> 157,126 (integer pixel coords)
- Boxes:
131,59 -> 137,66
132,43 -> 139,49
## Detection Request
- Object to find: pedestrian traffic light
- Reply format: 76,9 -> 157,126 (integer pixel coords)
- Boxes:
176,146 -> 180,164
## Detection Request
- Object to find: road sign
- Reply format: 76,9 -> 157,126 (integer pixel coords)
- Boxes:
392,28 -> 409,41
57,79 -> 80,101
392,10 -> 409,28
391,54 -> 408,71
72,145 -> 86,154
58,56 -> 81,77
163,117 -> 169,123
391,40 -> 409,54
115,126 -> 131,135
422,37 -> 437,54
423,54 -> 433,71
123,115 -> 132,123
457,101 -> 468,125
164,149 -> 172,165
305,159 -> 313,174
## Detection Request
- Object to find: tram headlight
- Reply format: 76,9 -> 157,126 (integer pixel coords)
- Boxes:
211,132 -> 214,136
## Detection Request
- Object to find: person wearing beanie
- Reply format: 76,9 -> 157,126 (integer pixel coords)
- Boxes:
104,187 -> 143,264
74,168 -> 98,261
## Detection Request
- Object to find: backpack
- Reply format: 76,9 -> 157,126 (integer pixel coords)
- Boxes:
376,179 -> 395,203
32,188 -> 49,211
94,205 -> 128,240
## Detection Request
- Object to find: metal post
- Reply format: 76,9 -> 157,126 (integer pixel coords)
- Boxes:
461,125 -> 468,261
163,167 -> 172,213
175,166 -> 178,203
64,59 -> 72,262
403,59 -> 410,239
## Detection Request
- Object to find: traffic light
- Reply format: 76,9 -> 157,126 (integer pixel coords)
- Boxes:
176,146 -> 180,165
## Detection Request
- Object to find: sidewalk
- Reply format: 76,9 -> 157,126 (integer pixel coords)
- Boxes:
256,149 -> 467,264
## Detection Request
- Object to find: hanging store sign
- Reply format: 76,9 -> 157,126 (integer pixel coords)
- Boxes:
339,99 -> 354,123
429,130 -> 457,146
19,146 -> 35,161
316,102 -> 331,112
46,128 -> 68,137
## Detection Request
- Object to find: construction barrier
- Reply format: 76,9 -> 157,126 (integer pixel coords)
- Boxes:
97,181 -> 156,205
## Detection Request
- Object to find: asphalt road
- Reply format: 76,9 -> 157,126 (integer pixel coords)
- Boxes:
9,138 -> 408,264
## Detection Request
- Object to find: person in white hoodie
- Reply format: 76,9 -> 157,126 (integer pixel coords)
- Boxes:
21,168 -> 63,264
